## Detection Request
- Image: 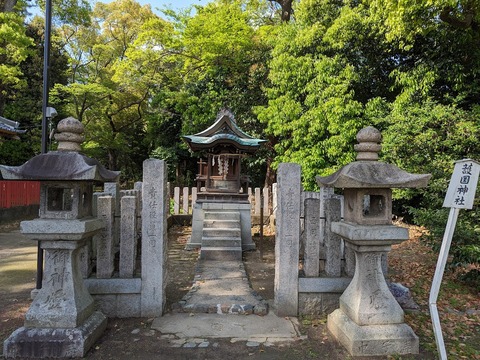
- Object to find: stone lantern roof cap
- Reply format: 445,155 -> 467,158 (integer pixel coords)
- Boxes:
0,117 -> 120,182
316,126 -> 431,189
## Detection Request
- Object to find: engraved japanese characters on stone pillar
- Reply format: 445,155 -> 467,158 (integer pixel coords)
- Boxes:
303,198 -> 320,277
141,159 -> 168,317
274,163 -> 301,316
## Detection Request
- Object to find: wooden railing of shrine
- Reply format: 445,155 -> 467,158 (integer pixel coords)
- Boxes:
168,184 -> 277,216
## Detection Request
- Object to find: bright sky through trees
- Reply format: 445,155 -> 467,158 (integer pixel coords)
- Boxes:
101,0 -> 211,13
29,0 -> 211,18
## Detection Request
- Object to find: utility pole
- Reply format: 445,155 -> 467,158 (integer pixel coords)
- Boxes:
37,0 -> 52,290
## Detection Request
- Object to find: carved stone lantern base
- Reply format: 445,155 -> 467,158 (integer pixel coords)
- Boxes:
327,222 -> 419,356
3,312 -> 106,359
3,218 -> 107,358
328,310 -> 419,356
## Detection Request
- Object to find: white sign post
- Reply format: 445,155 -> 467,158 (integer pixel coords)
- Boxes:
429,159 -> 480,360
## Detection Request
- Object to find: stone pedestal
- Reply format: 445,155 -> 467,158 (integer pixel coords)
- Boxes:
3,312 -> 106,359
3,218 -> 107,358
327,222 -> 419,356
328,310 -> 418,356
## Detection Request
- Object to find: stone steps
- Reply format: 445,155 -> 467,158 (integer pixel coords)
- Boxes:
201,237 -> 242,248
200,211 -> 242,261
203,219 -> 239,228
200,247 -> 242,261
202,227 -> 241,238
204,211 -> 240,221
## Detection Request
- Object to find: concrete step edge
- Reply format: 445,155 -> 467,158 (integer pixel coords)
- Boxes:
202,227 -> 241,232
201,237 -> 242,242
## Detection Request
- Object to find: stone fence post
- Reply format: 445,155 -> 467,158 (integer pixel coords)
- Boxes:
95,195 -> 115,278
324,197 -> 342,277
141,159 -> 168,317
304,198 -> 321,277
120,196 -> 137,278
274,163 -> 301,316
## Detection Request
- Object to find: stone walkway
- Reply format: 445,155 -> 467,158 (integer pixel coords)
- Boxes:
171,259 -> 268,315
155,229 -> 301,350
151,312 -> 302,349
150,225 -> 305,350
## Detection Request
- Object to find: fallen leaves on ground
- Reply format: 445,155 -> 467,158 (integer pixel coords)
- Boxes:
389,225 -> 480,359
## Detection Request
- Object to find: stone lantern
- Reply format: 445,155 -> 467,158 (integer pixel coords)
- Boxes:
1,117 -> 119,358
316,126 -> 430,357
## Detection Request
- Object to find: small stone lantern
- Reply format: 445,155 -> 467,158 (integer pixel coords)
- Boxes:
316,126 -> 430,357
1,117 -> 119,358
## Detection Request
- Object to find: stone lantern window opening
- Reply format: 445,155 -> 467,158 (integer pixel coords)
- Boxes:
363,194 -> 384,217
82,190 -> 90,209
47,186 -> 73,211
40,181 -> 94,220
344,188 -> 392,225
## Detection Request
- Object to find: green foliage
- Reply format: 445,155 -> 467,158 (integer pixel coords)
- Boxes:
257,0 -> 376,189
0,4 -> 34,114
412,206 -> 480,267
453,244 -> 480,266
3,16 -> 69,161
459,268 -> 480,286
0,11 -> 32,87
257,0 -> 480,269
37,0 -> 92,26
50,0 -> 161,179
150,145 -> 179,182
0,138 -> 36,165
377,79 -> 480,270
177,0 -> 270,135
144,0 -> 273,186
3,0 -> 480,271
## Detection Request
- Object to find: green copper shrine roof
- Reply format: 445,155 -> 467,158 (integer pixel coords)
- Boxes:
183,109 -> 266,154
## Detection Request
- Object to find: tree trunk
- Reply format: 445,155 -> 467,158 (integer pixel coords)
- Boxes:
263,135 -> 278,187
0,90 -> 5,116
0,0 -> 17,12
440,6 -> 476,30
269,0 -> 293,22
108,149 -> 118,171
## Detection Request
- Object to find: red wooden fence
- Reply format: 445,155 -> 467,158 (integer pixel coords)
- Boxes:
0,181 -> 41,209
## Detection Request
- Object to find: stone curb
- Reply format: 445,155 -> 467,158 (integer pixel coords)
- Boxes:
171,300 -> 268,316
165,335 -> 308,349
